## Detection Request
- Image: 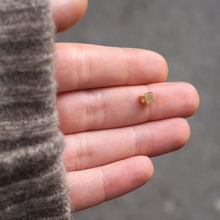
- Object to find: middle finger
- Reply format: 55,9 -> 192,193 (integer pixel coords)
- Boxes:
57,82 -> 199,134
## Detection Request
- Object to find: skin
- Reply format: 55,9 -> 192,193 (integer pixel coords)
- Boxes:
50,0 -> 200,212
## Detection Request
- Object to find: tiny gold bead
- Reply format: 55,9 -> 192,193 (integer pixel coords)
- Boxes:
140,97 -> 146,105
140,92 -> 155,106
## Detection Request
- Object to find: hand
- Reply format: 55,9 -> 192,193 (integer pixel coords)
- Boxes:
51,0 -> 200,212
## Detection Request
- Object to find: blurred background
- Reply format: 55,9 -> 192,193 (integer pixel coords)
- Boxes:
56,0 -> 220,219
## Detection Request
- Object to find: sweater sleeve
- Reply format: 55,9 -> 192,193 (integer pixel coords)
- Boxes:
0,0 -> 71,219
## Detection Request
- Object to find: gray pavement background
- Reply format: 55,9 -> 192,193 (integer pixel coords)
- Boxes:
56,0 -> 220,219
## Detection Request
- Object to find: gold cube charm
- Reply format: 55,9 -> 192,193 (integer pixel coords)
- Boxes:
140,92 -> 155,105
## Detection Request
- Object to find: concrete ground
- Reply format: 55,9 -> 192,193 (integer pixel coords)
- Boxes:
56,0 -> 220,219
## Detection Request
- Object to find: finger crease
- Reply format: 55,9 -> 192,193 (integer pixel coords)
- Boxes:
85,92 -> 92,130
74,135 -> 91,170
71,44 -> 80,90
84,48 -> 92,88
86,90 -> 107,130
83,134 -> 92,169
132,126 -> 140,156
121,48 -> 131,85
74,44 -> 91,89
99,91 -> 107,129
145,126 -> 154,156
74,137 -> 81,170
100,168 -> 110,202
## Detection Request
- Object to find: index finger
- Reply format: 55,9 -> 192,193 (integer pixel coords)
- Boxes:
55,43 -> 168,93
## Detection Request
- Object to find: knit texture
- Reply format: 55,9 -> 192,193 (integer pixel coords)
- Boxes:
0,0 -> 71,219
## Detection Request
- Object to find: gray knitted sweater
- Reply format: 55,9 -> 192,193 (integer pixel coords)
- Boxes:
0,0 -> 71,219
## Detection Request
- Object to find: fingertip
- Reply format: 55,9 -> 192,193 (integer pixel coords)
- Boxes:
144,50 -> 169,82
166,82 -> 200,118
135,156 -> 154,184
173,118 -> 191,150
182,118 -> 191,145
121,48 -> 169,85
152,52 -> 169,82
50,0 -> 88,33
104,156 -> 154,201
161,56 -> 169,82
146,156 -> 154,180
182,82 -> 200,116
144,50 -> 169,83
191,85 -> 200,114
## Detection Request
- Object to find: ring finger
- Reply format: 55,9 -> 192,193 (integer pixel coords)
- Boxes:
63,118 -> 190,172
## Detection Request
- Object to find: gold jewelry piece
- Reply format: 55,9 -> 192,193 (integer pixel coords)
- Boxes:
140,92 -> 155,105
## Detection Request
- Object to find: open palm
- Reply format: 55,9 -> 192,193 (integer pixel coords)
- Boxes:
51,0 -> 199,212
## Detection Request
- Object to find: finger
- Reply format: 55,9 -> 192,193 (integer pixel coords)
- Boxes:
62,118 -> 190,171
66,156 -> 154,211
57,82 -> 199,134
55,43 -> 168,92
50,0 -> 88,33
